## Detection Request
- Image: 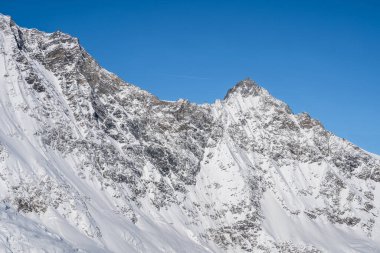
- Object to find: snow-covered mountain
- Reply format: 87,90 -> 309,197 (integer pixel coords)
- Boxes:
0,14 -> 379,253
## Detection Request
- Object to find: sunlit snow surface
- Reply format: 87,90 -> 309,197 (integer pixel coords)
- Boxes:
0,14 -> 380,252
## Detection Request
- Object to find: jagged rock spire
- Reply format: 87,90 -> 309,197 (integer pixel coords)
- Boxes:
224,78 -> 265,100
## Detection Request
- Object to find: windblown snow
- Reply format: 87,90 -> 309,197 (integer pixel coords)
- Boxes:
0,14 -> 379,253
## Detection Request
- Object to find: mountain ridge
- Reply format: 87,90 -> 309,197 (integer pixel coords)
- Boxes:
0,14 -> 379,253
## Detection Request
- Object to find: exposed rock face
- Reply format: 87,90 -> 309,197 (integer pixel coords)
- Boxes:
0,14 -> 379,253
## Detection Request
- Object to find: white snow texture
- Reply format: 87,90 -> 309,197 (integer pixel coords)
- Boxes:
0,14 -> 379,253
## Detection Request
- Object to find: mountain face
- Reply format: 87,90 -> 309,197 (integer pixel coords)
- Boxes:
0,14 -> 379,253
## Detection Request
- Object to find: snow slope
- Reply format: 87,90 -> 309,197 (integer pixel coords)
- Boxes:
0,14 -> 379,252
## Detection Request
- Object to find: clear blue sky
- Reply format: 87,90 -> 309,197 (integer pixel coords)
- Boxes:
1,0 -> 379,154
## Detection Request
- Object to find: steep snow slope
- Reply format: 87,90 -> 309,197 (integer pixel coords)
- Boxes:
0,14 -> 379,252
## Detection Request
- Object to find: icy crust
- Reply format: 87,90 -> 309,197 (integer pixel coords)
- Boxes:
0,14 -> 380,252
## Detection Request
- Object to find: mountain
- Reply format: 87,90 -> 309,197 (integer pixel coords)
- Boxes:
0,14 -> 379,253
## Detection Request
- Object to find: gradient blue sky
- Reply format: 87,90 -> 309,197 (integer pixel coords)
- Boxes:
1,0 -> 379,154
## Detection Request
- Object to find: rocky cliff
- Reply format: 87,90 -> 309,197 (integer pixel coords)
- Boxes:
0,14 -> 379,252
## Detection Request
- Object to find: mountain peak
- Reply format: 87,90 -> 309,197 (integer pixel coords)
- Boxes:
224,78 -> 265,100
0,13 -> 11,20
1,15 -> 380,253
0,13 -> 12,27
